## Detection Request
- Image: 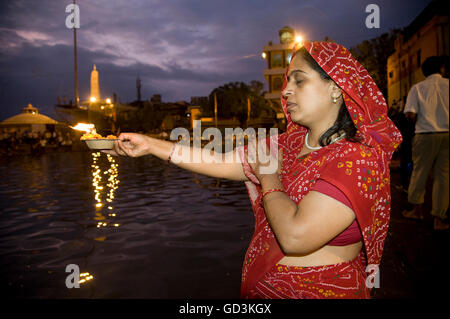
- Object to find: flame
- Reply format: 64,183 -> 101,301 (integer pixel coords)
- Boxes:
70,123 -> 96,133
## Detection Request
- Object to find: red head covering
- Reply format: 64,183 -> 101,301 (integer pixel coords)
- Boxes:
238,41 -> 402,297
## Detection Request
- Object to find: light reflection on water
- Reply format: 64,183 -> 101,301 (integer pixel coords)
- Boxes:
91,152 -> 120,228
0,151 -> 253,298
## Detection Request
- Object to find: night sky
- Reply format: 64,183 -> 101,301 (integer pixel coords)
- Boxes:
0,0 -> 433,121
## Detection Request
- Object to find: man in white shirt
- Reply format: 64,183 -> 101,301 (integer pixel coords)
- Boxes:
402,56 -> 449,230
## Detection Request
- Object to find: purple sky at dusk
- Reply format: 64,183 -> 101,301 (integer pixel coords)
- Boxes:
0,0 -> 434,121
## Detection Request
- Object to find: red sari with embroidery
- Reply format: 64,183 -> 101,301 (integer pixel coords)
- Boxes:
237,41 -> 402,299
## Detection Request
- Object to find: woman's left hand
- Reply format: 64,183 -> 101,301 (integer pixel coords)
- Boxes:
245,139 -> 283,183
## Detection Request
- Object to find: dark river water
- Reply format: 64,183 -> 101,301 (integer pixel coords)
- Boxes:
0,151 -> 254,298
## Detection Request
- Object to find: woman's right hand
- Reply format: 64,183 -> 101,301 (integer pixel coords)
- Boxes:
102,133 -> 152,157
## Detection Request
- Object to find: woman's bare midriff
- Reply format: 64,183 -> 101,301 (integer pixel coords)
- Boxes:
277,241 -> 362,267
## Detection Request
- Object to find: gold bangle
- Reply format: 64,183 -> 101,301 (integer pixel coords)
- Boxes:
261,188 -> 284,199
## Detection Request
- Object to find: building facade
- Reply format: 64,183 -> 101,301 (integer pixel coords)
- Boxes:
387,0 -> 449,107
262,26 -> 302,126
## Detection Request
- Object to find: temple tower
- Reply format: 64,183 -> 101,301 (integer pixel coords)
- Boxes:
90,64 -> 100,100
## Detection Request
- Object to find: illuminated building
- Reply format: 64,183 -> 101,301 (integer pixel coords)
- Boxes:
387,0 -> 449,107
0,104 -> 60,134
261,26 -> 303,128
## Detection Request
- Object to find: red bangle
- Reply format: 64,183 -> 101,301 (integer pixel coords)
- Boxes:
262,188 -> 284,199
167,144 -> 176,163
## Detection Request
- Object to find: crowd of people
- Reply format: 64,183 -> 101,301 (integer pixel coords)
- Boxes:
0,129 -> 75,155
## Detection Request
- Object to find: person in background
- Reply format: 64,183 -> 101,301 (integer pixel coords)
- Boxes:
388,100 -> 399,119
402,56 -> 449,231
390,98 -> 415,194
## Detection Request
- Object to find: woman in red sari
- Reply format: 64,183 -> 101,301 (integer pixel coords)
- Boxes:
237,41 -> 402,298
105,41 -> 402,299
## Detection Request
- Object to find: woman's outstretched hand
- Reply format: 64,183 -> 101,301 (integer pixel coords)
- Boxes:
102,133 -> 151,157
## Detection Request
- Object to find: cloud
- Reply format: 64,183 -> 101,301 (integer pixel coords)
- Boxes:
0,38 -> 264,120
0,0 -> 435,121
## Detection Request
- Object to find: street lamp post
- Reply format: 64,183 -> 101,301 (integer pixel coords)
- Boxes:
73,0 -> 79,107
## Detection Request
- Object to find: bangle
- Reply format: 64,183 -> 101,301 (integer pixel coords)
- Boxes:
261,188 -> 284,199
167,143 -> 176,163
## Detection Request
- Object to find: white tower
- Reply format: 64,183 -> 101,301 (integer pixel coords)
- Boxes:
90,64 -> 100,101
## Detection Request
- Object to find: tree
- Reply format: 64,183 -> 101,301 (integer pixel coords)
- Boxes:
349,30 -> 401,97
249,80 -> 264,96
205,81 -> 274,124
